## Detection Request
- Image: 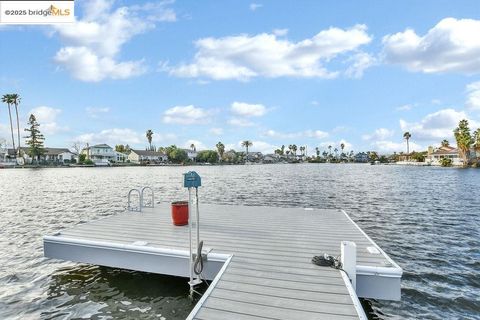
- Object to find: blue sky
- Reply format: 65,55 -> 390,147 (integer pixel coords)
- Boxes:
1,0 -> 480,154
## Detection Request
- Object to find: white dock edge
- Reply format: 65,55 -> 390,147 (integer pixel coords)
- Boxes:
341,210 -> 403,301
186,255 -> 233,320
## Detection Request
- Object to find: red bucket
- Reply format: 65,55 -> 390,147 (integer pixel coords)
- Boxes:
171,201 -> 189,226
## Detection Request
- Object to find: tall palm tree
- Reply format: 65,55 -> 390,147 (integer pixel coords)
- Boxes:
315,147 -> 320,158
454,119 -> 472,166
328,145 -> 332,156
216,141 -> 225,161
340,142 -> 345,154
299,146 -> 305,156
241,140 -> 252,162
146,129 -> 153,150
190,143 -> 196,152
441,139 -> 449,147
334,148 -> 338,158
403,132 -> 412,155
10,94 -> 21,156
1,94 -> 16,155
292,144 -> 297,156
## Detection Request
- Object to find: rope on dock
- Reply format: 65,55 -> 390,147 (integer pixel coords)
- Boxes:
312,253 -> 343,270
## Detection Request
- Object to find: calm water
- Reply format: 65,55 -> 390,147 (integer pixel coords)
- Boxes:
0,164 -> 479,320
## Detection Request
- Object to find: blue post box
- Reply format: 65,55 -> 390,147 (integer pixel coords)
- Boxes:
183,171 -> 201,188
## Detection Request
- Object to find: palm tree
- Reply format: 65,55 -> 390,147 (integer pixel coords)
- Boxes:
146,129 -> 153,150
473,129 -> 480,161
190,143 -> 196,152
334,148 -> 338,158
241,140 -> 252,162
441,139 -> 449,147
299,146 -> 305,156
10,94 -> 21,156
216,141 -> 225,162
292,144 -> 297,156
315,147 -> 320,158
340,142 -> 345,154
2,94 -> 16,155
454,120 -> 472,166
328,145 -> 332,156
403,132 -> 412,155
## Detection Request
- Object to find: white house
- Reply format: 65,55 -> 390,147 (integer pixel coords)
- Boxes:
81,144 -> 116,165
182,149 -> 197,161
425,145 -> 463,166
128,149 -> 168,164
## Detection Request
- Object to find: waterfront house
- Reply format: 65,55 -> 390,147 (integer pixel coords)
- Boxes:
181,149 -> 197,161
425,145 -> 463,166
128,149 -> 168,164
354,152 -> 369,163
81,144 -> 116,165
6,147 -> 74,164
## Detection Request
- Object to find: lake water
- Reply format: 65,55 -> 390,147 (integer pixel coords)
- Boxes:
0,164 -> 479,320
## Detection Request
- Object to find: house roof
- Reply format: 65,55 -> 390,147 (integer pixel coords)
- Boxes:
131,149 -> 167,156
91,144 -> 112,148
431,148 -> 459,155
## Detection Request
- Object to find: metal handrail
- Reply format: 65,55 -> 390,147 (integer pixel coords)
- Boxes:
141,186 -> 154,208
127,188 -> 142,212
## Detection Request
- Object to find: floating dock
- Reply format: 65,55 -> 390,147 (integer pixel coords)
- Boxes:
44,204 -> 402,320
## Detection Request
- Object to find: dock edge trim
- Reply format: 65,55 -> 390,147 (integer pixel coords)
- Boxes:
340,209 -> 403,273
340,270 -> 368,320
186,254 -> 234,320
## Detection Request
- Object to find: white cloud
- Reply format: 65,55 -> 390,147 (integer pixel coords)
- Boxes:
238,140 -> 277,154
162,105 -> 210,125
382,18 -> 480,74
319,139 -> 353,151
184,139 -> 206,150
466,81 -> 480,110
372,140 -> 423,153
362,128 -> 394,141
231,102 -> 267,117
209,127 -> 223,135
311,100 -> 319,106
75,127 -> 176,146
273,28 -> 288,36
53,0 -> 175,82
345,52 -> 375,78
75,128 -> 143,145
399,108 -> 477,141
263,129 -> 329,140
249,3 -> 262,11
228,118 -> 255,127
169,25 -> 372,80
28,106 -> 68,135
396,104 -> 412,111
86,106 -> 110,118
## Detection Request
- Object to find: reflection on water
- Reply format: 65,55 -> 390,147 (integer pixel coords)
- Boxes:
44,265 -> 205,320
0,164 -> 479,319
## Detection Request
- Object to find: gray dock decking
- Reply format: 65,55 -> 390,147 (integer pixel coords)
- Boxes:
44,204 -> 402,320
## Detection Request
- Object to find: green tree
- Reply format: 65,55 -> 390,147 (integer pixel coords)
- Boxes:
454,119 -> 472,166
216,141 -> 225,161
441,139 -> 449,147
440,157 -> 453,167
340,142 -> 345,155
165,145 -> 188,163
328,145 -> 332,157
146,129 -> 153,151
78,154 -> 86,163
473,129 -> 480,161
115,144 -> 126,153
241,140 -> 252,162
403,132 -> 412,156
24,114 -> 45,163
2,94 -> 16,154
292,144 -> 297,156
315,147 -> 320,158
197,150 -> 219,163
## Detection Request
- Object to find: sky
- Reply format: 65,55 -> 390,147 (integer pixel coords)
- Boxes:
1,0 -> 480,154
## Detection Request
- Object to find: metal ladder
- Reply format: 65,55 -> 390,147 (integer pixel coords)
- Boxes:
127,187 -> 155,212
